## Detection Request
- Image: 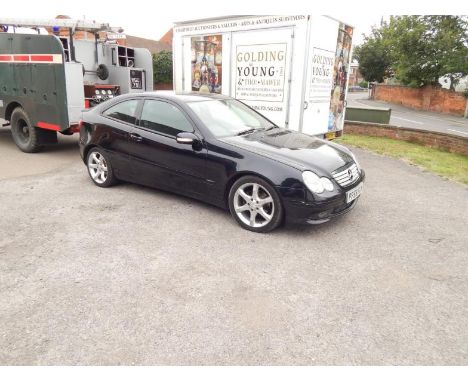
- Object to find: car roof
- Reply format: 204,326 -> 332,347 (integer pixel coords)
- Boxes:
125,91 -> 232,103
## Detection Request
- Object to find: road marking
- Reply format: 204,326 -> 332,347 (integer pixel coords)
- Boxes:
392,116 -> 424,125
406,113 -> 468,125
448,129 -> 468,136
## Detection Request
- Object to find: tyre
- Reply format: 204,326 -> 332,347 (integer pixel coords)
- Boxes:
86,148 -> 117,188
10,107 -> 43,153
228,175 -> 284,233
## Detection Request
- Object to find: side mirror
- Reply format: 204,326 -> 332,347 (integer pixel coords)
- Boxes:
176,132 -> 199,145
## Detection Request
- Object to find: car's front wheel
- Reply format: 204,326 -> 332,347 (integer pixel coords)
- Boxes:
86,148 -> 117,188
228,175 -> 283,233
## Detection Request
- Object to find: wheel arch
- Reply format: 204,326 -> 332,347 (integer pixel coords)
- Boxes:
5,101 -> 23,121
82,144 -> 99,163
224,171 -> 280,208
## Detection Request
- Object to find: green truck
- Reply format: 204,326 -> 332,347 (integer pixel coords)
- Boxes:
0,18 -> 153,152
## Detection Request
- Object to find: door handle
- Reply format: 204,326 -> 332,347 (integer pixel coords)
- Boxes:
129,133 -> 143,142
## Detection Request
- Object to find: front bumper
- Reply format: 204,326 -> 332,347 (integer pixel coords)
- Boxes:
279,170 -> 365,225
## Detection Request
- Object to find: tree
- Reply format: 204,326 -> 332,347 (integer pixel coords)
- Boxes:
153,50 -> 173,84
353,27 -> 393,83
423,16 -> 468,89
355,16 -> 468,88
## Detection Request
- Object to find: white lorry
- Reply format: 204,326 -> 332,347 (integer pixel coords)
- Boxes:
172,15 -> 353,139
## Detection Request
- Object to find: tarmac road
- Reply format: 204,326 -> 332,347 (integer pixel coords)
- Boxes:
347,92 -> 468,137
0,124 -> 80,180
0,131 -> 467,365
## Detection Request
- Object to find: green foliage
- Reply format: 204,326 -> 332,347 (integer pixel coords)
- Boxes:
153,50 -> 173,84
355,16 -> 468,88
358,80 -> 369,88
353,28 -> 393,83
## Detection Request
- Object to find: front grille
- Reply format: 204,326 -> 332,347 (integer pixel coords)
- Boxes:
332,163 -> 360,187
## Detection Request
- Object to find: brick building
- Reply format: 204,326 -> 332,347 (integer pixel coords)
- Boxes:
45,15 -> 171,54
348,62 -> 364,87
159,28 -> 173,46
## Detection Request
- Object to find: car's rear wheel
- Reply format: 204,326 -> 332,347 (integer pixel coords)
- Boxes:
86,148 -> 116,187
228,175 -> 283,233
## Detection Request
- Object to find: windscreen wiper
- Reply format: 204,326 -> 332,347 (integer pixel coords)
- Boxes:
237,128 -> 257,136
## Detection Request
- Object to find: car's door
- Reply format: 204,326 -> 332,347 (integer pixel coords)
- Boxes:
126,98 -> 209,197
98,98 -> 142,181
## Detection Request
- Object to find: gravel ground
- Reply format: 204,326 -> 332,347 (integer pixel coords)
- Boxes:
0,135 -> 467,365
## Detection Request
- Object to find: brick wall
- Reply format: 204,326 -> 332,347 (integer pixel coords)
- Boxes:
154,83 -> 173,90
373,85 -> 467,117
344,121 -> 468,156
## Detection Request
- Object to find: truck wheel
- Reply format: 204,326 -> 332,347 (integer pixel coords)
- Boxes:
10,107 -> 43,153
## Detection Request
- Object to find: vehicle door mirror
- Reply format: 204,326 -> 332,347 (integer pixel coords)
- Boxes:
176,132 -> 199,145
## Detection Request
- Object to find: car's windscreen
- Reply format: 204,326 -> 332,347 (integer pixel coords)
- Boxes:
187,99 -> 274,137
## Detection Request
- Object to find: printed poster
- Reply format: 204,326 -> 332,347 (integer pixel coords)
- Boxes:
309,47 -> 335,103
328,23 -> 353,131
235,43 -> 287,102
191,35 -> 222,94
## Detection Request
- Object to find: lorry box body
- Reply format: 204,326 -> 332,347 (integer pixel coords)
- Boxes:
172,15 -> 354,139
0,34 -> 69,132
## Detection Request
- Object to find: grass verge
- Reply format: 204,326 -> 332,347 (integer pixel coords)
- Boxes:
336,134 -> 468,185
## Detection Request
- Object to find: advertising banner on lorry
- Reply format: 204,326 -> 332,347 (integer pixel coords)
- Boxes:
302,18 -> 353,137
235,43 -> 288,102
191,35 -> 223,93
308,47 -> 335,103
231,28 -> 293,127
328,23 -> 353,133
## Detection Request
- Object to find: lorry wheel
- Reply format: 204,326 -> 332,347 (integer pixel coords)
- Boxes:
10,107 -> 43,153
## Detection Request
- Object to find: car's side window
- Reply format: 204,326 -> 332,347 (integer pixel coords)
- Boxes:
103,99 -> 139,125
140,100 -> 193,137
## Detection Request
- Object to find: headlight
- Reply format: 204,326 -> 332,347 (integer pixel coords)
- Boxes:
302,171 -> 334,194
320,177 -> 334,192
107,89 -> 113,95
94,89 -> 100,95
101,89 -> 106,95
303,171 -> 324,193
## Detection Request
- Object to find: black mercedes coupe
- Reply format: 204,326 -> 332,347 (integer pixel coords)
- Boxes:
79,92 -> 365,232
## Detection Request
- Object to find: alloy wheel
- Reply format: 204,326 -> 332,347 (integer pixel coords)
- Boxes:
87,151 -> 108,184
233,182 -> 275,228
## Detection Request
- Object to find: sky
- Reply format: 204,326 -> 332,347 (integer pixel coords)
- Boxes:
1,1 -> 464,46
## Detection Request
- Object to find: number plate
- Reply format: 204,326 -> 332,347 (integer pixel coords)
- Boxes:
346,182 -> 363,203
